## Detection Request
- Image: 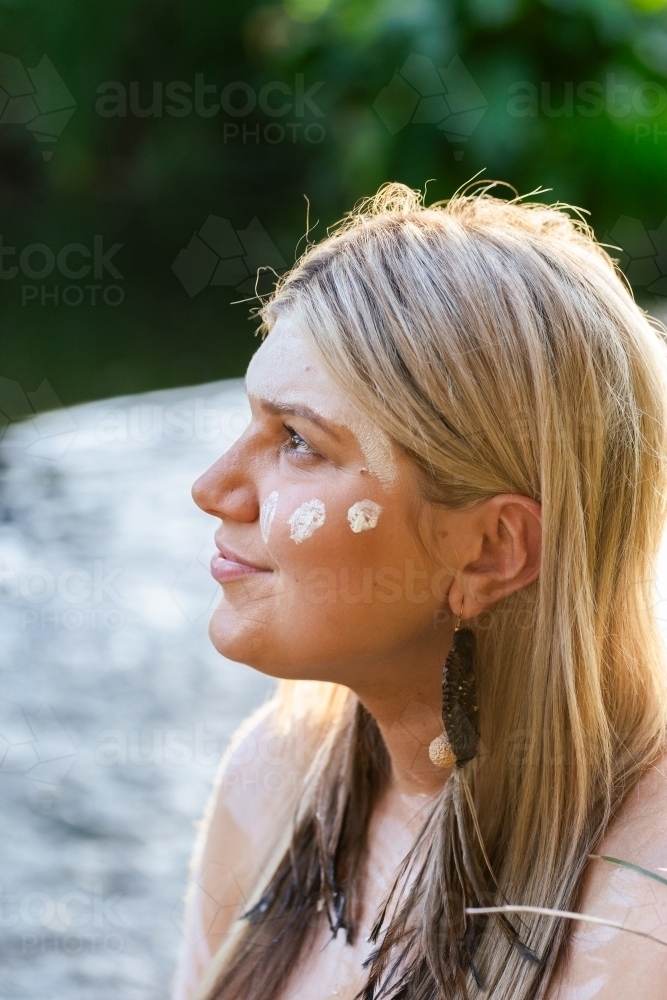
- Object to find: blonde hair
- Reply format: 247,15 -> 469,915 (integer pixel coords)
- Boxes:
202,182 -> 667,999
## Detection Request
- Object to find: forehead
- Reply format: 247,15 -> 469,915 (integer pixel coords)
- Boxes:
245,316 -> 340,404
246,315 -> 400,486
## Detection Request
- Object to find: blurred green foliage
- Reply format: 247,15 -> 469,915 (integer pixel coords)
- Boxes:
2,0 -> 667,406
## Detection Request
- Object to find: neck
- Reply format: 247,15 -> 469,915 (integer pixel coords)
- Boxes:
350,623 -> 456,798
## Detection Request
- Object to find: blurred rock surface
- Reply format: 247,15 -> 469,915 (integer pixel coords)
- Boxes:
0,380 -> 274,1000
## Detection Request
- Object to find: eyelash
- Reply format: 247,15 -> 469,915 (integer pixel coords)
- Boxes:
282,425 -> 318,457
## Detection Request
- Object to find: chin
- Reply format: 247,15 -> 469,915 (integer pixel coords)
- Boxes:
207,602 -> 285,678
208,601 -> 255,662
207,602 -> 331,682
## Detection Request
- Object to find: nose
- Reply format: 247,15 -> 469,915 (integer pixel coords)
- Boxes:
191,438 -> 259,524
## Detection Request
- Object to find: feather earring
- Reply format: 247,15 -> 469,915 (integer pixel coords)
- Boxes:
357,609 -> 540,1000
427,609 -> 539,979
429,615 -> 479,768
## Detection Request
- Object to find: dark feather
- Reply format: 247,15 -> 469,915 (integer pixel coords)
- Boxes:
442,626 -> 480,765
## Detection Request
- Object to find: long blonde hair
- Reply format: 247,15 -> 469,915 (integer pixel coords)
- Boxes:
201,181 -> 667,999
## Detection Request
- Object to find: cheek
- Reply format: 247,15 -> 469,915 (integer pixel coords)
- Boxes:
212,486 -> 447,676
268,491 -> 388,573
271,491 -> 440,624
265,490 -> 330,562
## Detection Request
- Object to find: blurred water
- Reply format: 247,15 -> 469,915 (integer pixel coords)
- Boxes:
0,380 -> 274,1000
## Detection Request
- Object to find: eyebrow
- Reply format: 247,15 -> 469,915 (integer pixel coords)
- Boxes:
256,398 -> 342,440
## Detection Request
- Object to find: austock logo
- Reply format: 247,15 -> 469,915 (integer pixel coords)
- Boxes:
373,53 -> 488,159
172,215 -> 286,298
0,701 -> 76,803
0,376 -> 76,460
0,53 -> 76,160
0,235 -> 124,307
94,72 -> 325,141
606,214 -> 667,301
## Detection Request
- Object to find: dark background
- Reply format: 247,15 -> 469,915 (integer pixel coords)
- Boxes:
2,0 -> 667,408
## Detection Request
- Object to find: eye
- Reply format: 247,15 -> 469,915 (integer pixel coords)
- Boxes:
282,425 -> 317,457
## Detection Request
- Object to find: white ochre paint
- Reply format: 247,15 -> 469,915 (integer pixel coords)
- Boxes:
288,499 -> 326,544
344,412 -> 396,488
347,499 -> 383,533
260,491 -> 279,543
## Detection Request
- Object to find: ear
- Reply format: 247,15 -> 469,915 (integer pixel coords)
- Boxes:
447,494 -> 541,619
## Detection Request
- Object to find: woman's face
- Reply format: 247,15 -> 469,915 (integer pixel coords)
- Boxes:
192,315 -> 455,689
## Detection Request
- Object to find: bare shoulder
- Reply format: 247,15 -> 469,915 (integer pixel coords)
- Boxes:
608,748 -> 667,829
172,696 -> 316,999
193,695 -> 316,936
547,751 -> 667,1000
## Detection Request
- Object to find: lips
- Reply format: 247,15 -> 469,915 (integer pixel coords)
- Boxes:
210,543 -> 271,583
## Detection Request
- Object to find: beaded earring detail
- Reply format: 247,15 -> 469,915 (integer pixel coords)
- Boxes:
429,612 -> 479,768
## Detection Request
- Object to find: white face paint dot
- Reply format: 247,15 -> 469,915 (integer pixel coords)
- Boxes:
260,491 -> 279,544
347,499 -> 383,533
288,499 -> 326,544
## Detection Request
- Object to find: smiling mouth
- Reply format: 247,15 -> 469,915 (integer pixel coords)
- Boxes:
210,545 -> 271,583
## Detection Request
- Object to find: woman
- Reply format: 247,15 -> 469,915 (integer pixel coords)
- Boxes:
174,182 -> 667,1000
